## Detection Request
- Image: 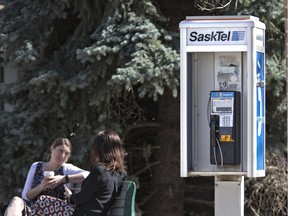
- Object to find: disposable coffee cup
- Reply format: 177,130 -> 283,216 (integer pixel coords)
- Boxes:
43,171 -> 55,177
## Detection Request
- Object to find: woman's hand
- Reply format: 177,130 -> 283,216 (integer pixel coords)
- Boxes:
41,175 -> 65,189
40,177 -> 53,190
64,185 -> 72,200
51,175 -> 66,186
27,177 -> 56,200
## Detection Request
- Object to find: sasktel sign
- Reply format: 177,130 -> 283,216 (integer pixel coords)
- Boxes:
187,28 -> 247,45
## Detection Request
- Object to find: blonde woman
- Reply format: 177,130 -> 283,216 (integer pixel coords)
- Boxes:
5,138 -> 89,216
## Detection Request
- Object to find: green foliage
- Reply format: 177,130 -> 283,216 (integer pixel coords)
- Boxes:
0,0 -> 71,66
76,0 -> 179,101
111,39 -> 179,101
265,54 -> 287,151
0,0 -> 179,199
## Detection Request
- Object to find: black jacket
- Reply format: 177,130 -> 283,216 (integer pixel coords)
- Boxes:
71,165 -> 126,216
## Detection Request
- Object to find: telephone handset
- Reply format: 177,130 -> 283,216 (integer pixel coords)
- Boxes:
210,115 -> 219,148
209,91 -> 240,166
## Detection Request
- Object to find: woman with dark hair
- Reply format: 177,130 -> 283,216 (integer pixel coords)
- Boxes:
33,130 -> 127,216
4,138 -> 89,216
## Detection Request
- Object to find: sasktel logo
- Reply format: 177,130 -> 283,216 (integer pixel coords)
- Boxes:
187,28 -> 247,45
190,31 -> 245,42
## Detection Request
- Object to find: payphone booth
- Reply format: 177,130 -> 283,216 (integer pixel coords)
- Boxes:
180,16 -> 266,177
180,15 -> 265,216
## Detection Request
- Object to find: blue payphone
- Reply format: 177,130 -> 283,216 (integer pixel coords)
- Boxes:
209,91 -> 240,166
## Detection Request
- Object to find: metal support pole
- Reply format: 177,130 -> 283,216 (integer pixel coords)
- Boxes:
215,175 -> 244,216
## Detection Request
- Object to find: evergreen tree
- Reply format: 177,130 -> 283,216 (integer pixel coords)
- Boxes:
0,0 -> 180,214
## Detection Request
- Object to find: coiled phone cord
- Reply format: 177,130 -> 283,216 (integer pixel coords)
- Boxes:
214,138 -> 224,167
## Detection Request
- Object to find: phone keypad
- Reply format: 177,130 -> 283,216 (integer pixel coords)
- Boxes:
221,115 -> 233,127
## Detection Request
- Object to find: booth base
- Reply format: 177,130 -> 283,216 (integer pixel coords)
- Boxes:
215,176 -> 244,216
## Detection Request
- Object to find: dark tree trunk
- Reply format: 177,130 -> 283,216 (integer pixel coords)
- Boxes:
146,90 -> 184,216
285,0 -> 288,149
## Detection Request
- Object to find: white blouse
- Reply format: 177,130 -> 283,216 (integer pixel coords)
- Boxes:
21,162 -> 89,201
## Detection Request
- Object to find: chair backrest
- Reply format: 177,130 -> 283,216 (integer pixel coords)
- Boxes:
107,181 -> 136,216
71,180 -> 136,216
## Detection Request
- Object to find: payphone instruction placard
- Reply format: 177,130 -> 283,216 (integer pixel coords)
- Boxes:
215,52 -> 241,91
